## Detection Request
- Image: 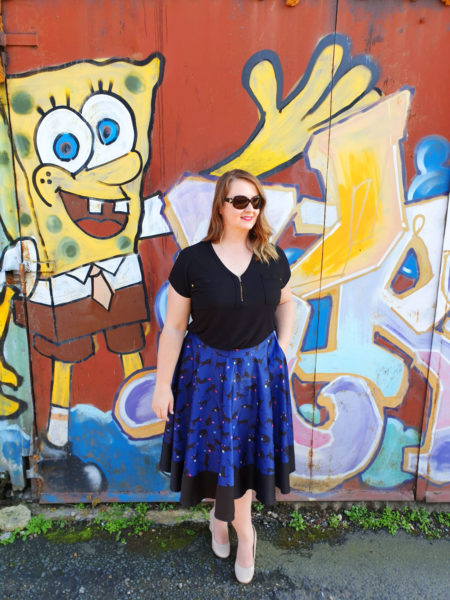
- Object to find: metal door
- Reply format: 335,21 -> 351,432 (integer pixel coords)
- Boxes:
0,0 -> 448,503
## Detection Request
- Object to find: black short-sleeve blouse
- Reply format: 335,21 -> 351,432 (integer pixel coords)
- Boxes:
168,241 -> 291,350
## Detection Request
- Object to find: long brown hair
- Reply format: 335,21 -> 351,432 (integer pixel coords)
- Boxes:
204,169 -> 278,263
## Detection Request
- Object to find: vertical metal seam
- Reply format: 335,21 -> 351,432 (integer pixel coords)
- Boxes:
413,193 -> 450,501
0,26 -> 40,485
308,0 -> 340,491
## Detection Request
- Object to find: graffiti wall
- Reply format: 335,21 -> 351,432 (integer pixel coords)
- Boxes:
0,71 -> 34,489
0,0 -> 448,503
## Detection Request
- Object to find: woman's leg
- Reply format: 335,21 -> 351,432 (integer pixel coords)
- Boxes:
231,489 -> 254,567
212,501 -> 230,545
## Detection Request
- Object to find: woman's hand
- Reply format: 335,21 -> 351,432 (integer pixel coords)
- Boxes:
152,384 -> 174,422
153,285 -> 191,422
278,341 -> 288,356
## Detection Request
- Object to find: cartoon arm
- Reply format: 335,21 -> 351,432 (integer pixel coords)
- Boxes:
0,238 -> 39,294
0,238 -> 38,388
206,34 -> 381,178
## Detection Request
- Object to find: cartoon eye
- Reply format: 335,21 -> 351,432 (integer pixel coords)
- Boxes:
98,118 -> 120,146
390,248 -> 420,294
53,133 -> 79,160
81,93 -> 135,169
35,107 -> 93,173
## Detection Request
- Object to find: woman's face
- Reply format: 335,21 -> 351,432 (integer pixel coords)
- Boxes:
219,178 -> 261,236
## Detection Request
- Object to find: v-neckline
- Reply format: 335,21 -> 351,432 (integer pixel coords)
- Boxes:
208,242 -> 254,279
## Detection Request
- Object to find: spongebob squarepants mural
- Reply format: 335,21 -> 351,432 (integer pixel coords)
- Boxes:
0,28 -> 449,502
2,54 -> 167,492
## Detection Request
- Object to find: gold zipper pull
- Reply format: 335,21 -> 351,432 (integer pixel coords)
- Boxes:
238,276 -> 243,302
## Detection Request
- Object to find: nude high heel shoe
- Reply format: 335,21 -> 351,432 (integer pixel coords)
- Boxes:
234,525 -> 257,584
209,507 -> 230,558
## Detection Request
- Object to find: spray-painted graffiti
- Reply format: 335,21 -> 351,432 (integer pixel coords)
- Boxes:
2,55 -> 169,492
0,30 -> 448,501
0,78 -> 34,488
288,94 -> 447,495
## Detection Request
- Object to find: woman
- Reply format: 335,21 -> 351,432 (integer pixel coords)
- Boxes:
153,169 -> 295,584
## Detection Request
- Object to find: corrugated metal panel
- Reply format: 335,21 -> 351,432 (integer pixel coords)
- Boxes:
0,0 -> 448,502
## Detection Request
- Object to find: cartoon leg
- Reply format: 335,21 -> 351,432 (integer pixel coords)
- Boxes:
40,357 -> 107,492
105,322 -> 146,378
120,351 -> 143,378
46,360 -> 73,447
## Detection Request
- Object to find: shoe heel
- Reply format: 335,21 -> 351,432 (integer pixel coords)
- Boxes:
209,508 -> 230,559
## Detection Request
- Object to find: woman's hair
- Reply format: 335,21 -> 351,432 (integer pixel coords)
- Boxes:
204,169 -> 279,263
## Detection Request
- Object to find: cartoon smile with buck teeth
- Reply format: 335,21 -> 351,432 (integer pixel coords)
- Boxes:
57,192 -> 131,239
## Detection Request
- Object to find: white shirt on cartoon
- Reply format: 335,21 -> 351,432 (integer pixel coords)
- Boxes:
26,193 -> 170,306
29,253 -> 142,306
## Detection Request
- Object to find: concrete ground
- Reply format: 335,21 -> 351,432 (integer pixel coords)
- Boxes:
1,505 -> 449,600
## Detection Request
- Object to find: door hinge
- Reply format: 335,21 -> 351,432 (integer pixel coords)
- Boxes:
0,31 -> 38,48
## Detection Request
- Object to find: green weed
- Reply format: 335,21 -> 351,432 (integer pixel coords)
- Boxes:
380,507 -> 415,535
189,502 -> 209,519
93,503 -> 151,541
55,518 -> 68,529
176,513 -> 189,524
134,502 -> 149,517
1,503 -> 449,547
0,514 -> 54,546
158,502 -> 175,511
289,510 -> 306,532
435,512 -> 450,528
328,514 -> 340,529
409,508 -> 438,539
343,505 -> 441,539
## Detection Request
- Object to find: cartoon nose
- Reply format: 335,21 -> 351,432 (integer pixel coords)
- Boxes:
86,150 -> 143,186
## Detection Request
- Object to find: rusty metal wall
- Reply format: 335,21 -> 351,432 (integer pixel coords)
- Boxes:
0,0 -> 448,503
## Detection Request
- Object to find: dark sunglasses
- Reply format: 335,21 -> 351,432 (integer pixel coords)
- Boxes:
224,195 -> 263,210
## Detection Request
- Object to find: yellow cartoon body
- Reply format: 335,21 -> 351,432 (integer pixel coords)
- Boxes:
1,56 -> 163,465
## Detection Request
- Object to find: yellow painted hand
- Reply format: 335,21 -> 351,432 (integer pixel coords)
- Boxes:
0,393 -> 26,418
0,359 -> 19,389
209,34 -> 381,178
0,288 -> 24,419
0,287 -> 20,389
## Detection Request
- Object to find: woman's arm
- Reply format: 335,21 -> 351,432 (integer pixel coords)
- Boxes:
152,284 -> 191,422
274,282 -> 295,354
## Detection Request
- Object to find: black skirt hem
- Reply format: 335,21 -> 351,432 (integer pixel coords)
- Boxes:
160,441 -> 296,522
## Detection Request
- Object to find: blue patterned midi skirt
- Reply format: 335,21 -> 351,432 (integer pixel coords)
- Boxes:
159,331 -> 295,522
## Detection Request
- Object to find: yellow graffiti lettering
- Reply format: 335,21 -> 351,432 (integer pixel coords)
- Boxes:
291,90 -> 411,298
